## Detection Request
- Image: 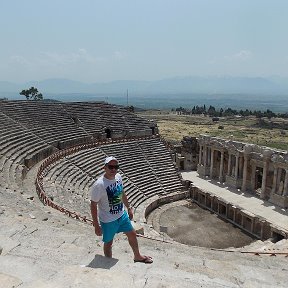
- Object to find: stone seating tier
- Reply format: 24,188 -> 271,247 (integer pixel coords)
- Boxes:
39,138 -> 183,212
62,102 -> 153,136
0,102 -> 89,146
0,101 -> 154,148
0,101 -> 181,221
0,112 -> 56,191
66,148 -> 105,173
100,143 -> 166,196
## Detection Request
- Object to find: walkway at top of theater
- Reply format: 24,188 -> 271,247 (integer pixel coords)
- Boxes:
181,171 -> 288,232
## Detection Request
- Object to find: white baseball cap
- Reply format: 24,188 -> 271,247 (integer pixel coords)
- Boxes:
104,156 -> 118,165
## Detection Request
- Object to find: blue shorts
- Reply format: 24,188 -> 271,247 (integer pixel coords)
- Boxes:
100,211 -> 134,243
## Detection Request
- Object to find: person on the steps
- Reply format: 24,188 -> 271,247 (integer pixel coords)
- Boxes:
90,156 -> 153,264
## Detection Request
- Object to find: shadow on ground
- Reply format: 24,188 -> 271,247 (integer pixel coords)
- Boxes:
87,254 -> 119,269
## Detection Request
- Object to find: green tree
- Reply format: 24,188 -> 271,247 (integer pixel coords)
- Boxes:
264,109 -> 275,120
207,105 -> 216,116
20,87 -> 43,100
192,106 -> 196,114
219,108 -> 224,117
223,107 -> 237,116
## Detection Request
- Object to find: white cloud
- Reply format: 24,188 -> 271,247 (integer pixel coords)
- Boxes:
9,55 -> 32,66
224,50 -> 252,61
10,49 -> 104,68
208,50 -> 252,67
113,50 -> 125,60
39,49 -> 104,66
208,49 -> 253,69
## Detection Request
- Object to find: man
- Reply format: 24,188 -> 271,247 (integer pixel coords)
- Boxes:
90,156 -> 153,264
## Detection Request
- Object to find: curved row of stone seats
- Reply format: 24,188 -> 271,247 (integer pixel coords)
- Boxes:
66,148 -> 105,178
63,150 -> 103,197
61,103 -> 104,137
0,111 -> 54,191
65,147 -> 148,208
138,138 -> 183,193
42,158 -> 93,217
120,109 -> 154,131
0,101 -> 90,148
43,179 -> 91,218
34,136 -> 185,224
120,174 -> 148,208
101,139 -> 184,196
0,101 -> 155,148
69,148 -> 145,204
41,145 -> 147,214
101,141 -> 166,198
0,101 -> 169,221
88,104 -> 129,131
62,102 -> 154,137
44,157 -> 92,196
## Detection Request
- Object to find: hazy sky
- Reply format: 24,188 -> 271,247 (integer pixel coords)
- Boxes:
1,0 -> 287,83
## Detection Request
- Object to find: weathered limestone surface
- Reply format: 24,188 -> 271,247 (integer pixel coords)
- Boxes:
1,177 -> 288,288
0,102 -> 287,287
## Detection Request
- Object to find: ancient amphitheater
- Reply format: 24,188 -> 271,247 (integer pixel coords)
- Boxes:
0,100 -> 287,288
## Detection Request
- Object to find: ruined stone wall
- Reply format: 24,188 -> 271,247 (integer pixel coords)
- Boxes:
188,184 -> 287,240
175,134 -> 288,209
174,136 -> 199,170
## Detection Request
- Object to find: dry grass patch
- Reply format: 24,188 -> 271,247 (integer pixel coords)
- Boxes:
139,111 -> 288,150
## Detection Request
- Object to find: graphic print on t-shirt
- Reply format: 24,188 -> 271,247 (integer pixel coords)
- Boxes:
106,179 -> 123,214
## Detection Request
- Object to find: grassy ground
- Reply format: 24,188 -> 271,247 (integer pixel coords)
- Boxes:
137,111 -> 288,150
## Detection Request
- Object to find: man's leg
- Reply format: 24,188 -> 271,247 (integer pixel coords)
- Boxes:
103,240 -> 113,257
125,230 -> 142,259
121,212 -> 152,263
125,230 -> 152,263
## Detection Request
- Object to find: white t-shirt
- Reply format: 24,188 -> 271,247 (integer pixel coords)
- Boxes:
90,173 -> 124,223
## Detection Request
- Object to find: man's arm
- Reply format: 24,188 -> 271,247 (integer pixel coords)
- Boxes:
122,191 -> 133,220
90,200 -> 102,236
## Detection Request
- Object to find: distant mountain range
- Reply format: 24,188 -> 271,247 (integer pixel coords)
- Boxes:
1,76 -> 288,97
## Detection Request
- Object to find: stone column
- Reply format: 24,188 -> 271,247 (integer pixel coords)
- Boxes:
283,169 -> 288,196
241,154 -> 249,191
235,154 -> 239,180
260,222 -> 264,240
219,151 -> 224,182
203,145 -> 207,169
260,160 -> 269,199
239,156 -> 244,178
225,204 -> 229,218
251,218 -> 255,235
271,167 -> 278,194
276,168 -> 282,194
207,147 -> 211,166
251,164 -> 256,191
210,148 -> 214,178
199,145 -> 202,165
227,153 -> 231,176
232,207 -> 236,222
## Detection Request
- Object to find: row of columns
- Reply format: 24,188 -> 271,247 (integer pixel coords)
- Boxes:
199,144 -> 241,182
198,144 -> 288,197
271,167 -> 288,196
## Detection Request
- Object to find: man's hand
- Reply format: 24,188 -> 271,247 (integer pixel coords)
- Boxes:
94,224 -> 102,236
91,201 -> 102,236
127,207 -> 133,220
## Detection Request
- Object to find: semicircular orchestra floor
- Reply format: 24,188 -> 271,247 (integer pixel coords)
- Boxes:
148,200 -> 256,249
